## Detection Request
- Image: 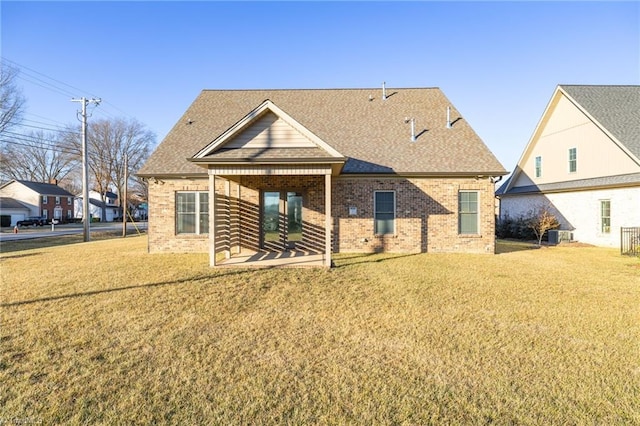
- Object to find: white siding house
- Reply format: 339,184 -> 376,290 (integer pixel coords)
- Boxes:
74,190 -> 120,222
497,85 -> 640,248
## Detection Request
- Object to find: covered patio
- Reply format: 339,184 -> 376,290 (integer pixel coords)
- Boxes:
204,167 -> 340,268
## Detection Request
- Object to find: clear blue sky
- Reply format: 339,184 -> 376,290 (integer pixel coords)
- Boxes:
2,1 -> 639,173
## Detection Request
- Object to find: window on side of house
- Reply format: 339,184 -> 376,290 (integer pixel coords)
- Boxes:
600,200 -> 611,234
535,156 -> 542,178
459,191 -> 479,234
374,191 -> 395,235
569,148 -> 577,173
176,191 -> 209,235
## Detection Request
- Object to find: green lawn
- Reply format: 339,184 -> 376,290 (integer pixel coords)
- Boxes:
1,237 -> 639,424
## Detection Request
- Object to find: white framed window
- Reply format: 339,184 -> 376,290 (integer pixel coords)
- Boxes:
176,191 -> 209,234
42,196 -> 48,204
569,148 -> 577,173
535,156 -> 542,178
459,191 -> 479,234
374,191 -> 395,235
42,209 -> 48,219
67,197 -> 72,205
67,210 -> 72,219
55,196 -> 60,205
600,200 -> 611,234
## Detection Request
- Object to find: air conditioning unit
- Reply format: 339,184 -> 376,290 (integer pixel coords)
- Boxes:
548,230 -> 573,244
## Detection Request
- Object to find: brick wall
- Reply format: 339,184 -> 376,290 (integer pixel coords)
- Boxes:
148,175 -> 496,254
333,177 -> 496,254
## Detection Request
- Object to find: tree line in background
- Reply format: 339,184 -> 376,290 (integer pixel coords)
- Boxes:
0,63 -> 155,221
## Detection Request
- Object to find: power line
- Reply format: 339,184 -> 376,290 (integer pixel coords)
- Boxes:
2,57 -> 97,99
7,119 -> 81,136
3,57 -> 144,126
0,139 -> 81,157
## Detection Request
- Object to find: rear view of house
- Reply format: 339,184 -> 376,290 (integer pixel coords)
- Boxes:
497,85 -> 640,247
138,87 -> 507,267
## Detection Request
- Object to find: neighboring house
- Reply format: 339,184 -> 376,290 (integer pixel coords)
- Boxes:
138,87 -> 507,267
0,197 -> 30,227
74,190 -> 120,222
496,85 -> 640,248
0,180 -> 75,222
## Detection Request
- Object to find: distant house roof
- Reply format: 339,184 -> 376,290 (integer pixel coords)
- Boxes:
139,87 -> 507,177
560,85 -> 640,160
497,172 -> 640,196
0,180 -> 74,197
0,197 -> 30,210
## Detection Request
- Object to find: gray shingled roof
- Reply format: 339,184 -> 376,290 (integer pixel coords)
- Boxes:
0,197 -> 30,210
3,180 -> 75,197
560,85 -> 640,159
139,88 -> 506,176
497,172 -> 640,196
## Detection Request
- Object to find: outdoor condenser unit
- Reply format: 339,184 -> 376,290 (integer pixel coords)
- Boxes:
548,230 -> 573,244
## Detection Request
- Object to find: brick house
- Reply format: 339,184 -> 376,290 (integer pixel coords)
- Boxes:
138,87 -> 507,267
0,180 -> 75,223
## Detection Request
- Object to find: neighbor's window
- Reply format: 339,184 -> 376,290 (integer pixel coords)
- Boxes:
42,209 -> 48,219
55,196 -> 60,205
569,148 -> 577,173
459,191 -> 479,234
176,192 -> 209,234
600,200 -> 611,234
374,191 -> 395,235
67,197 -> 72,205
535,156 -> 542,178
42,196 -> 48,204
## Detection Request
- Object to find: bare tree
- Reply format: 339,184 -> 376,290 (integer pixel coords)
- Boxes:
0,130 -> 79,184
109,118 -> 155,217
62,117 -> 155,220
0,63 -> 25,136
526,204 -> 560,246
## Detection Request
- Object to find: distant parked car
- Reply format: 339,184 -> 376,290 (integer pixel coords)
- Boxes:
16,216 -> 47,227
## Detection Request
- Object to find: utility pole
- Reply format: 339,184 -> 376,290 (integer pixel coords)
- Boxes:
122,153 -> 128,238
71,97 -> 101,242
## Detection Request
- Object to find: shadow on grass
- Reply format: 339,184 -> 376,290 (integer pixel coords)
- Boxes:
0,269 -> 249,308
333,252 -> 422,268
0,231 -> 145,254
0,252 -> 43,260
496,239 -> 541,254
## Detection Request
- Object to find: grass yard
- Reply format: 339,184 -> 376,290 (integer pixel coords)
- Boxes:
1,237 -> 639,424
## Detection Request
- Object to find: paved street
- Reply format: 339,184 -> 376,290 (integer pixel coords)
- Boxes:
0,222 -> 147,242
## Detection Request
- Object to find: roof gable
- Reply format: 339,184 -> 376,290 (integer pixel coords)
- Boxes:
193,100 -> 344,160
560,85 -> 640,160
501,85 -> 640,194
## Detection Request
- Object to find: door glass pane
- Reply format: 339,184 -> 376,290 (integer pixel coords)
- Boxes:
263,192 -> 280,242
287,192 -> 303,242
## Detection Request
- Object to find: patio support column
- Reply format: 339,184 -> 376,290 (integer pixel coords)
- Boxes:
209,173 -> 217,267
325,173 -> 332,267
224,179 -> 231,259
235,182 -> 241,254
